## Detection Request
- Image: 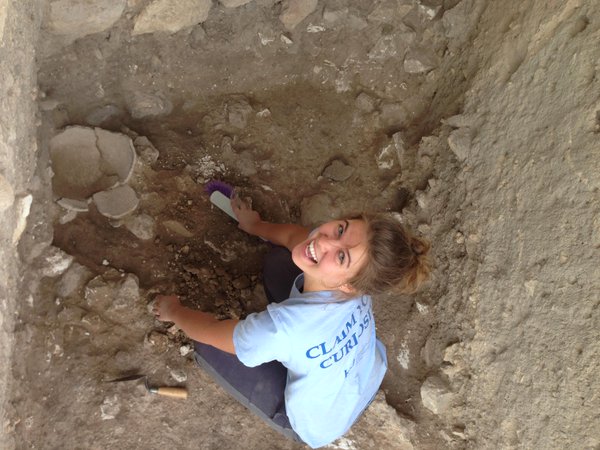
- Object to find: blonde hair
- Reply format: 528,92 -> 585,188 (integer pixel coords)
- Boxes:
347,213 -> 431,296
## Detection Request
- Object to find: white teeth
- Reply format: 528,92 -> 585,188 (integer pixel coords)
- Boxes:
308,241 -> 318,263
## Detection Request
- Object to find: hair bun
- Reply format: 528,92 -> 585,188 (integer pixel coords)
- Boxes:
410,235 -> 430,257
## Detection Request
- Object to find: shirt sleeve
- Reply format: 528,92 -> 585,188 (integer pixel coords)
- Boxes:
233,306 -> 291,367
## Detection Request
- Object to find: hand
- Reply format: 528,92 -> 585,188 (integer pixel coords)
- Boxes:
231,193 -> 261,234
152,295 -> 181,322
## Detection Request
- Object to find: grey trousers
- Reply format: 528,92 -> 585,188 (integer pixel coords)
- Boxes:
193,246 -> 303,442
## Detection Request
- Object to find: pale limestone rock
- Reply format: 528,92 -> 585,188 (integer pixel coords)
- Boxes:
380,103 -> 409,129
86,104 -> 122,126
85,272 -> 139,312
355,92 -> 376,113
346,390 -> 415,449
376,141 -> 399,170
12,195 -> 32,244
404,46 -> 439,73
133,136 -> 160,165
220,0 -> 254,7
47,0 -> 126,40
279,0 -> 318,31
40,247 -> 74,278
421,375 -> 454,414
100,395 -> 120,420
448,128 -> 472,162
126,91 -> 173,118
0,173 -> 15,212
227,98 -> 254,129
133,0 -> 212,35
93,185 -> 139,219
162,220 -> 194,237
57,262 -> 92,298
124,214 -> 156,240
170,369 -> 187,383
322,159 -> 355,182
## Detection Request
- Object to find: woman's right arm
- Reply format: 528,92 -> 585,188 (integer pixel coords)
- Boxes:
231,197 -> 309,251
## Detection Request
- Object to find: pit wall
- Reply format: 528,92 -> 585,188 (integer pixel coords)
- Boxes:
0,1 -> 42,447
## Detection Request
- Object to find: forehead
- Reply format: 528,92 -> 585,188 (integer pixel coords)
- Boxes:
340,219 -> 368,246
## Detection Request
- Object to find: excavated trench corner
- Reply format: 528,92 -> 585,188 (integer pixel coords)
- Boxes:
4,1 -> 599,450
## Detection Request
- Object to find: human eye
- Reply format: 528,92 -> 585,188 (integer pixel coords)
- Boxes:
337,224 -> 344,237
338,250 -> 345,264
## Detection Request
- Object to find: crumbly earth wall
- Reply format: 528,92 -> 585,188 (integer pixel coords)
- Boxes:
447,1 -> 600,447
0,1 -> 42,448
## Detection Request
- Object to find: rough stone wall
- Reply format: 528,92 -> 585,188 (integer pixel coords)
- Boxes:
0,1 -> 42,447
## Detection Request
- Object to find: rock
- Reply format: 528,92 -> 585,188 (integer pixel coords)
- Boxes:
110,274 -> 140,310
232,275 -> 251,290
447,128 -> 472,161
404,46 -> 439,74
133,136 -> 160,165
145,330 -> 170,353
380,103 -> 409,129
85,272 -> 139,310
418,1 -> 442,20
220,0 -> 253,7
86,104 -> 123,126
348,390 -> 415,449
162,220 -> 194,238
124,214 -> 156,240
355,92 -> 377,113
132,0 -> 212,35
323,7 -> 347,24
376,140 -> 401,171
170,369 -> 187,383
93,185 -> 139,219
420,375 -> 454,414
279,0 -> 318,31
126,91 -> 173,119
47,0 -> 126,41
235,151 -> 257,177
300,193 -> 341,227
392,132 -> 408,168
180,344 -> 193,356
368,30 -> 415,61
12,195 -> 33,245
40,247 -> 74,278
100,395 -> 120,420
57,262 -> 92,297
0,174 -> 15,212
227,98 -> 253,129
442,0 -> 470,41
322,159 -> 355,182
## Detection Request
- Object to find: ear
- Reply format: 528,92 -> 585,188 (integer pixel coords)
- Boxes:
338,283 -> 357,294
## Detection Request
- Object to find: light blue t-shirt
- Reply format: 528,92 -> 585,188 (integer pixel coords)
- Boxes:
233,274 -> 388,448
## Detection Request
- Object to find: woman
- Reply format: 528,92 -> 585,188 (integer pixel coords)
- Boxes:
153,197 -> 430,448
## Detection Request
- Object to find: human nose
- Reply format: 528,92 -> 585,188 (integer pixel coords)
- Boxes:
316,235 -> 340,254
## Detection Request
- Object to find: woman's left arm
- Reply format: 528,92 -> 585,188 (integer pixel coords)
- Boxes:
153,295 -> 238,354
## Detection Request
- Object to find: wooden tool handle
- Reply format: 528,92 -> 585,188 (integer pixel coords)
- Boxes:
156,387 -> 188,399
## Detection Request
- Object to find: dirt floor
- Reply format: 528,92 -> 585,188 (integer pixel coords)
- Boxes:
2,0 -> 599,449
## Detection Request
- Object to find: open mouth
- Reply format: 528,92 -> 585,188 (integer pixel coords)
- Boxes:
305,240 -> 318,263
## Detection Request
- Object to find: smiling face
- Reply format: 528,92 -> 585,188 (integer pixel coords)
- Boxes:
291,219 -> 369,293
